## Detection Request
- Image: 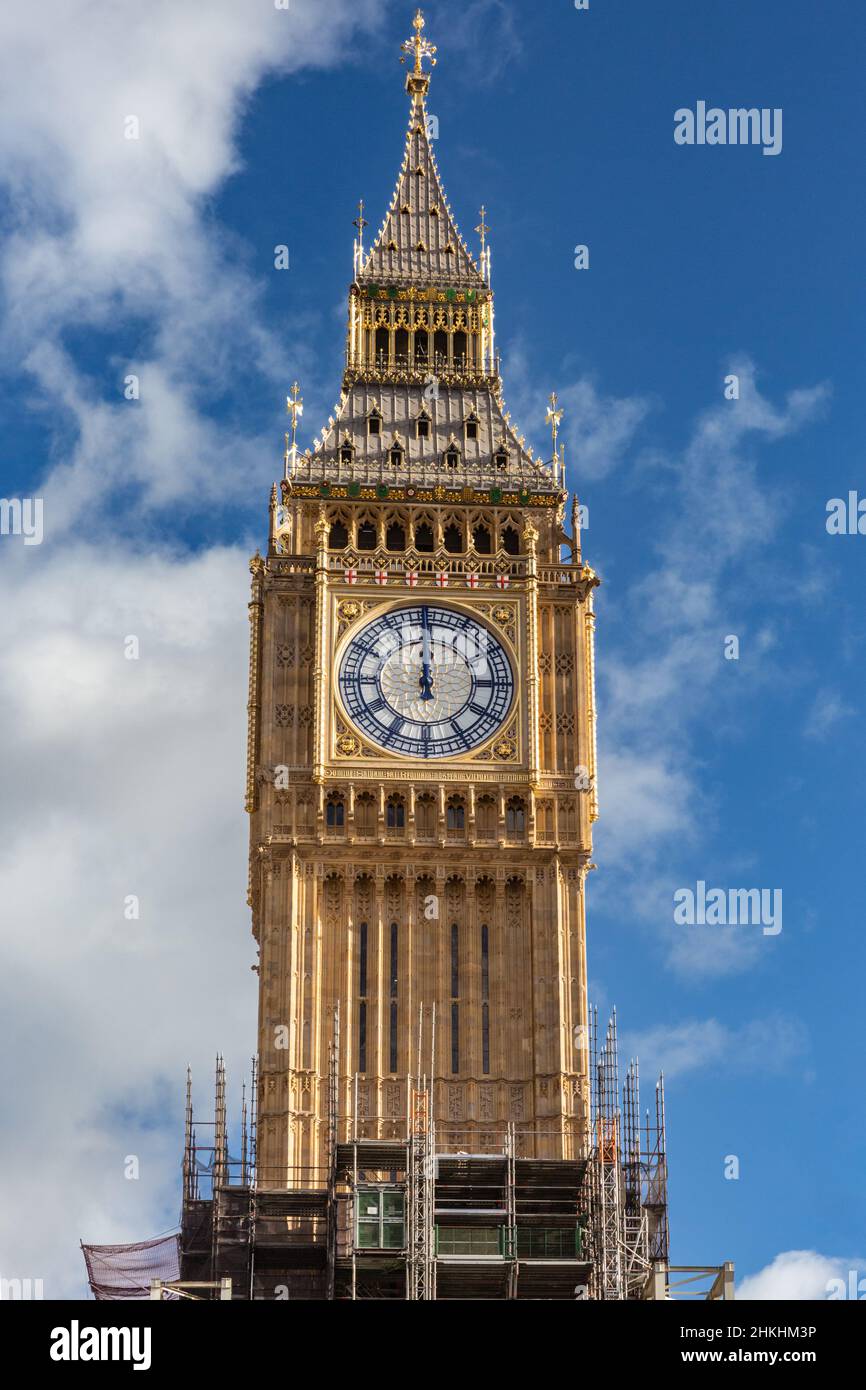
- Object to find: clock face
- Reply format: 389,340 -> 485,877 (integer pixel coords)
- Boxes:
338,604 -> 514,759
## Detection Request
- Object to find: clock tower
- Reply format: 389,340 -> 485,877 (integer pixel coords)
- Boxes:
247,9 -> 600,1190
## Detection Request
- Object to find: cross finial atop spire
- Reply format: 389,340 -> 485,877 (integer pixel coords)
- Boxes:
401,9 -> 436,97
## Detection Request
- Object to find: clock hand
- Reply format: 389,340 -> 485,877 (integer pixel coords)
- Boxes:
419,607 -> 434,701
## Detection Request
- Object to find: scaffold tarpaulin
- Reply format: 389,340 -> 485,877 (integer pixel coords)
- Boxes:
81,1234 -> 180,1300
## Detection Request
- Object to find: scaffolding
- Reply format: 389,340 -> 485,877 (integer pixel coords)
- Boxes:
174,1005 -> 730,1300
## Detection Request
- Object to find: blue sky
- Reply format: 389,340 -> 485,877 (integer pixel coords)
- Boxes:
0,0 -> 863,1299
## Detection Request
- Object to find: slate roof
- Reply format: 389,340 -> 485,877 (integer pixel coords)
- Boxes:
358,96 -> 486,291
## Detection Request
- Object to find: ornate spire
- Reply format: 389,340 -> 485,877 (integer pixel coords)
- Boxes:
401,8 -> 437,99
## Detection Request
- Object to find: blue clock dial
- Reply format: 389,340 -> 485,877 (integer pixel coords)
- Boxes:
338,605 -> 514,759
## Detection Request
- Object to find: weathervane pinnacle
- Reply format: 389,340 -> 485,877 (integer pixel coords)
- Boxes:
546,392 -> 564,458
285,382 -> 304,479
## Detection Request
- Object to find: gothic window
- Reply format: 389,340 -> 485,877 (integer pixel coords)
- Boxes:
414,519 -> 435,552
374,329 -> 389,365
357,517 -> 377,551
465,413 -> 479,442
494,445 -> 508,469
443,521 -> 463,554
326,793 -> 345,830
451,923 -> 460,1074
416,411 -> 431,440
453,330 -> 467,367
501,523 -> 520,556
414,334 -> 428,366
415,792 -> 436,837
476,794 -> 496,840
339,438 -> 354,465
386,795 -> 406,832
355,792 -> 376,836
394,327 -> 409,364
389,922 -> 399,1073
389,441 -> 405,468
385,519 -> 406,552
446,797 -> 465,833
481,923 -> 490,1075
506,797 -> 526,837
472,523 -> 491,554
328,511 -> 349,549
358,920 -> 368,1074
368,406 -> 383,435
444,444 -> 460,469
433,329 -> 448,365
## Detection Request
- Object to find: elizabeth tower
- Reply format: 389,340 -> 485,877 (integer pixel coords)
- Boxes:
246,12 -> 600,1189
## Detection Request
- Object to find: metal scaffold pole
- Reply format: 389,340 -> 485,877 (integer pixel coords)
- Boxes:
408,1084 -> 434,1299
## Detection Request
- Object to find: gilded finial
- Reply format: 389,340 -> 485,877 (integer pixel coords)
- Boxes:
546,391 -> 564,459
284,382 -> 304,480
401,9 -> 436,96
353,199 -> 368,267
475,205 -> 490,256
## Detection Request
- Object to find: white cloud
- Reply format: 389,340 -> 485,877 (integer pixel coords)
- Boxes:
738,1250 -> 865,1301
0,541 -> 254,1296
803,686 -> 856,740
559,378 -> 653,483
624,1014 -> 809,1081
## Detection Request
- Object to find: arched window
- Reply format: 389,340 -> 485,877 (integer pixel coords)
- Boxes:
501,524 -> 520,556
414,335 -> 428,366
374,330 -> 388,365
389,442 -> 405,468
476,794 -> 496,840
433,329 -> 448,366
394,327 -> 409,364
446,797 -> 465,832
414,519 -> 435,552
357,518 -> 377,551
506,797 -> 526,836
355,793 -> 376,836
339,439 -> 354,465
444,445 -> 460,469
415,793 -> 436,838
494,446 -> 508,469
328,518 -> 349,549
443,522 -> 463,554
368,407 -> 382,436
472,523 -> 491,554
386,795 -> 405,831
326,794 -> 345,830
453,330 -> 467,367
386,520 -> 406,552
465,413 -> 479,442
416,411 -> 431,440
